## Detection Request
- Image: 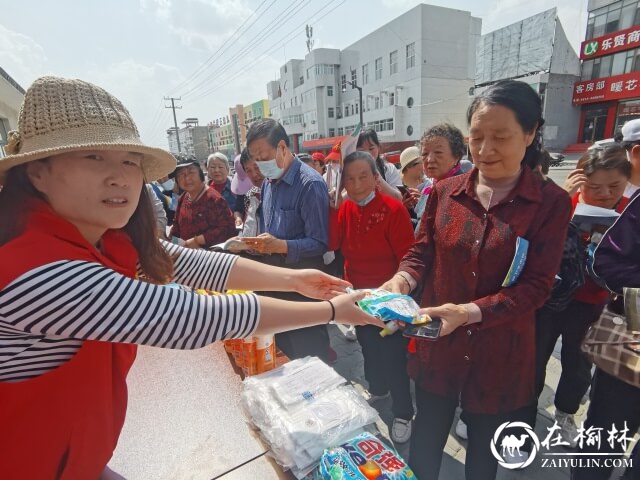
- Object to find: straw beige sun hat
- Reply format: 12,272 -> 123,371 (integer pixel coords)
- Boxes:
0,76 -> 176,183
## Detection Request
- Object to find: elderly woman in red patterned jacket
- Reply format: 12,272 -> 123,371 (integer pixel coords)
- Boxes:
170,158 -> 237,248
382,80 -> 572,480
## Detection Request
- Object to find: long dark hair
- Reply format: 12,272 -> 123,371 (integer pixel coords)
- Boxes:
467,80 -> 544,170
0,163 -> 173,283
357,129 -> 386,180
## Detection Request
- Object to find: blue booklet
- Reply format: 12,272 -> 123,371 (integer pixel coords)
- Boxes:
502,237 -> 529,287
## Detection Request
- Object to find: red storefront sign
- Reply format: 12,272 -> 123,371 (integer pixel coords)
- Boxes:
302,135 -> 346,149
572,71 -> 640,104
580,26 -> 640,60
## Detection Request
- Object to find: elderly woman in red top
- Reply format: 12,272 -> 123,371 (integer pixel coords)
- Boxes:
382,80 -> 571,480
330,151 -> 415,445
170,158 -> 237,248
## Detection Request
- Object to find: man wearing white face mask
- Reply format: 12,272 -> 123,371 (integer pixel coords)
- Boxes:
243,118 -> 332,362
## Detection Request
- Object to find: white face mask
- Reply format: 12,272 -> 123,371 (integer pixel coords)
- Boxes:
355,190 -> 376,206
161,179 -> 175,191
257,156 -> 284,179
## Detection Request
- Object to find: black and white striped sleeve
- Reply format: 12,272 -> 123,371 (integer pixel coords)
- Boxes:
0,260 -> 260,349
161,240 -> 238,292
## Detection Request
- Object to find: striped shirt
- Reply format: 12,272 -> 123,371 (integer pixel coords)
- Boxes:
0,241 -> 260,382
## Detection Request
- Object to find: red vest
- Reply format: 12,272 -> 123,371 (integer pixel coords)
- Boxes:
0,202 -> 137,479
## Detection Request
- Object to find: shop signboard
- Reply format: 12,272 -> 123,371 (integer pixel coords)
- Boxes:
573,71 -> 640,104
581,26 -> 640,60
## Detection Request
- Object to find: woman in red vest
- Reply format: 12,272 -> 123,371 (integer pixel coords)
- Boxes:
0,76 -> 382,479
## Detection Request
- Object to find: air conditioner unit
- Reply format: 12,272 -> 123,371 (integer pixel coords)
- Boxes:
303,123 -> 307,127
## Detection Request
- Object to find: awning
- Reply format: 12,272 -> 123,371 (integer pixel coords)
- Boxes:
302,135 -> 347,150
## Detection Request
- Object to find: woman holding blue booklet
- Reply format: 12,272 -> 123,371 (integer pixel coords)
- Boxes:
382,80 -> 571,480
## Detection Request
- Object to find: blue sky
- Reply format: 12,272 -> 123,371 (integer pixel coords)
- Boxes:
0,0 -> 587,147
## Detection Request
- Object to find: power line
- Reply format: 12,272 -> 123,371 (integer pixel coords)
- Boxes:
185,0 -> 345,105
179,0 -> 311,99
145,98 -> 170,141
167,0 -> 274,97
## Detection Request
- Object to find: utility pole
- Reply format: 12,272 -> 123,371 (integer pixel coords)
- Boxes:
164,96 -> 182,153
344,70 -> 363,128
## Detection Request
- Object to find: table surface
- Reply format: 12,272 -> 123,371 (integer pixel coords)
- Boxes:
109,344 -> 286,480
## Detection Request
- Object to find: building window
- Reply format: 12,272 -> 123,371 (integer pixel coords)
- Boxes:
374,97 -> 380,109
341,74 -> 347,92
355,103 -> 359,114
345,105 -> 350,116
612,51 -> 627,76
351,69 -> 357,86
621,2 -> 640,31
406,42 -> 416,69
390,92 -> 395,105
329,128 -> 335,137
362,63 -> 369,85
586,2 -> 640,40
327,86 -> 333,96
328,107 -> 334,118
336,106 -> 342,119
390,50 -> 398,75
338,127 -> 344,135
375,57 -> 382,80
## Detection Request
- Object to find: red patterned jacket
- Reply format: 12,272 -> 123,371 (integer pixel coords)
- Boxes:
400,167 -> 571,414
170,186 -> 236,247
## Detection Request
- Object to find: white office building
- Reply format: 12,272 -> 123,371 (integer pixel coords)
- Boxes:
166,118 -> 211,163
267,3 -> 481,152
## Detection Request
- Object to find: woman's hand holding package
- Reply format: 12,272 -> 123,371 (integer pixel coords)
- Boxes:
332,291 -> 386,328
420,303 -> 469,337
380,274 -> 411,295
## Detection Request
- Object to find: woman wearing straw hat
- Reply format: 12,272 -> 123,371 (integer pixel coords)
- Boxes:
0,76 -> 382,479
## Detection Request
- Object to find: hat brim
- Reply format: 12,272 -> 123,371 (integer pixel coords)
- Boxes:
400,155 -> 421,171
231,173 -> 253,195
0,142 -> 176,184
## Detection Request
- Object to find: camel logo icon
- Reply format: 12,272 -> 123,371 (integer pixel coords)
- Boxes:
490,421 -> 540,470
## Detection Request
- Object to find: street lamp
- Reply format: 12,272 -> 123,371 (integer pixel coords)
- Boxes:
343,79 -> 363,128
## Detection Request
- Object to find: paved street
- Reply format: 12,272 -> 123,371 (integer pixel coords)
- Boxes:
547,155 -> 580,186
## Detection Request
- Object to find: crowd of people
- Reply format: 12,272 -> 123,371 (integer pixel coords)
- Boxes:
2,75 -> 640,480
